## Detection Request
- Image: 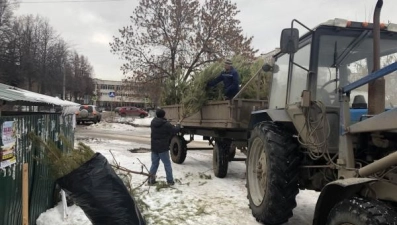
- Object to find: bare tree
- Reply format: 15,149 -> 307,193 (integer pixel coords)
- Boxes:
0,0 -> 20,86
0,18 -> 20,85
66,52 -> 95,102
111,0 -> 257,104
36,18 -> 56,94
0,10 -> 97,102
127,73 -> 162,107
46,38 -> 68,96
0,0 -> 17,33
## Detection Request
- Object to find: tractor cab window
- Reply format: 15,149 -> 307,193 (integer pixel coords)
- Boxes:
317,35 -> 357,106
288,43 -> 311,104
383,53 -> 397,107
347,52 -> 397,109
317,33 -> 397,108
346,58 -> 369,108
269,54 -> 289,109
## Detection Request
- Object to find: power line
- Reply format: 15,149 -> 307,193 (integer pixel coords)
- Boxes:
5,0 -> 127,4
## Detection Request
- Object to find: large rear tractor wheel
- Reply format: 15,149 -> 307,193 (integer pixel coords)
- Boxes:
170,136 -> 187,164
326,197 -> 397,225
247,122 -> 300,225
213,140 -> 229,178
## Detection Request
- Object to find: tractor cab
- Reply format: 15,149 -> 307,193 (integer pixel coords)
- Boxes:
252,18 -> 397,154
269,18 -> 397,113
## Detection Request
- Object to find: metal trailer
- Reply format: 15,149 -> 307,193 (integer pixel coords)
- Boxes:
162,98 -> 268,178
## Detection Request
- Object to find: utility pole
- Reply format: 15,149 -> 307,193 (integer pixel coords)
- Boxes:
62,57 -> 66,100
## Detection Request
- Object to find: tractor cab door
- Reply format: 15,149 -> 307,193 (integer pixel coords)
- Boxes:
269,35 -> 312,109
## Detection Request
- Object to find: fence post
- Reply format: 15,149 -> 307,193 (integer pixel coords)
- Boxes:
22,163 -> 29,225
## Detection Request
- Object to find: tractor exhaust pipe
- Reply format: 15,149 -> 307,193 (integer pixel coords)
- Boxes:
368,0 -> 385,115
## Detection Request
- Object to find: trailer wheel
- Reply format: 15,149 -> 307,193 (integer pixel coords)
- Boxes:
170,136 -> 187,164
247,122 -> 300,225
228,144 -> 236,161
213,140 -> 229,178
326,197 -> 397,225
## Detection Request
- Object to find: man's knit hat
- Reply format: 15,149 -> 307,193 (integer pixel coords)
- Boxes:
224,59 -> 233,65
156,109 -> 165,118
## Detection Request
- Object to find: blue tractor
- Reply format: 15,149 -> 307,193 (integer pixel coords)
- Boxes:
246,1 -> 397,224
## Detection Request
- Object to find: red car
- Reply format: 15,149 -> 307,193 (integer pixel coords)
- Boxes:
118,107 -> 148,118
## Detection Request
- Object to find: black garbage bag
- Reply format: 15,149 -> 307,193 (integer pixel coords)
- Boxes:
56,153 -> 146,225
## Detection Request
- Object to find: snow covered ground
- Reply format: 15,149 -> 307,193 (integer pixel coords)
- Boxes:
84,118 -> 207,142
85,122 -> 138,131
133,117 -> 154,126
36,122 -> 320,225
102,115 -> 154,127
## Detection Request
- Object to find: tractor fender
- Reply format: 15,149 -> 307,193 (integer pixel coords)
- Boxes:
312,178 -> 377,225
248,109 -> 291,130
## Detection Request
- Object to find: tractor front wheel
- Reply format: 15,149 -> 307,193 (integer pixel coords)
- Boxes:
246,122 -> 300,225
326,197 -> 397,225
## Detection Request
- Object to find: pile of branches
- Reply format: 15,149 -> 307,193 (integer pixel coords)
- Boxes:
28,133 -> 95,179
29,133 -> 150,224
178,55 -> 271,118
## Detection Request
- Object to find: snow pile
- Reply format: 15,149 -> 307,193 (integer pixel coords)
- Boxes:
114,117 -> 135,123
36,204 -> 89,225
37,138 -> 320,225
132,117 -> 153,126
84,122 -> 136,131
103,116 -> 152,127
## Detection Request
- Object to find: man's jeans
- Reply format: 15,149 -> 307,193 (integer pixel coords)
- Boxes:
149,151 -> 174,183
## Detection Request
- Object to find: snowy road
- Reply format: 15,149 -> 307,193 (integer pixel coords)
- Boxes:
75,125 -> 152,145
37,122 -> 320,225
75,124 -> 210,149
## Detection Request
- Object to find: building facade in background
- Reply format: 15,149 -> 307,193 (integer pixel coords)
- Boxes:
93,79 -> 147,110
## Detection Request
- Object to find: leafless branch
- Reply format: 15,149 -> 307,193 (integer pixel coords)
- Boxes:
110,0 -> 257,105
111,164 -> 151,177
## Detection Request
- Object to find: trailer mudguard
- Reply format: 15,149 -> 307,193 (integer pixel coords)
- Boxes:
248,109 -> 291,130
312,178 -> 376,225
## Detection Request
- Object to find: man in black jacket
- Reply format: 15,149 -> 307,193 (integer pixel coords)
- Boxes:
148,109 -> 180,185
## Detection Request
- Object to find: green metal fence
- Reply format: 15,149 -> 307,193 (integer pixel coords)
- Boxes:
0,113 -> 75,225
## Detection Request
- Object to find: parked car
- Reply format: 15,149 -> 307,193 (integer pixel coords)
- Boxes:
76,105 -> 102,124
118,107 -> 148,118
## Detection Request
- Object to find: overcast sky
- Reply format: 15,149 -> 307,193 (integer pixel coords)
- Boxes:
15,0 -> 397,81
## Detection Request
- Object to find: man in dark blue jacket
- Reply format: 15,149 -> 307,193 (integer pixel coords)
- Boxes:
149,109 -> 180,186
206,59 -> 240,100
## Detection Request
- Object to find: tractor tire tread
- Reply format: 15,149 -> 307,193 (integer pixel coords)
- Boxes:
213,140 -> 229,178
327,196 -> 397,225
247,121 -> 300,225
170,136 -> 187,164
